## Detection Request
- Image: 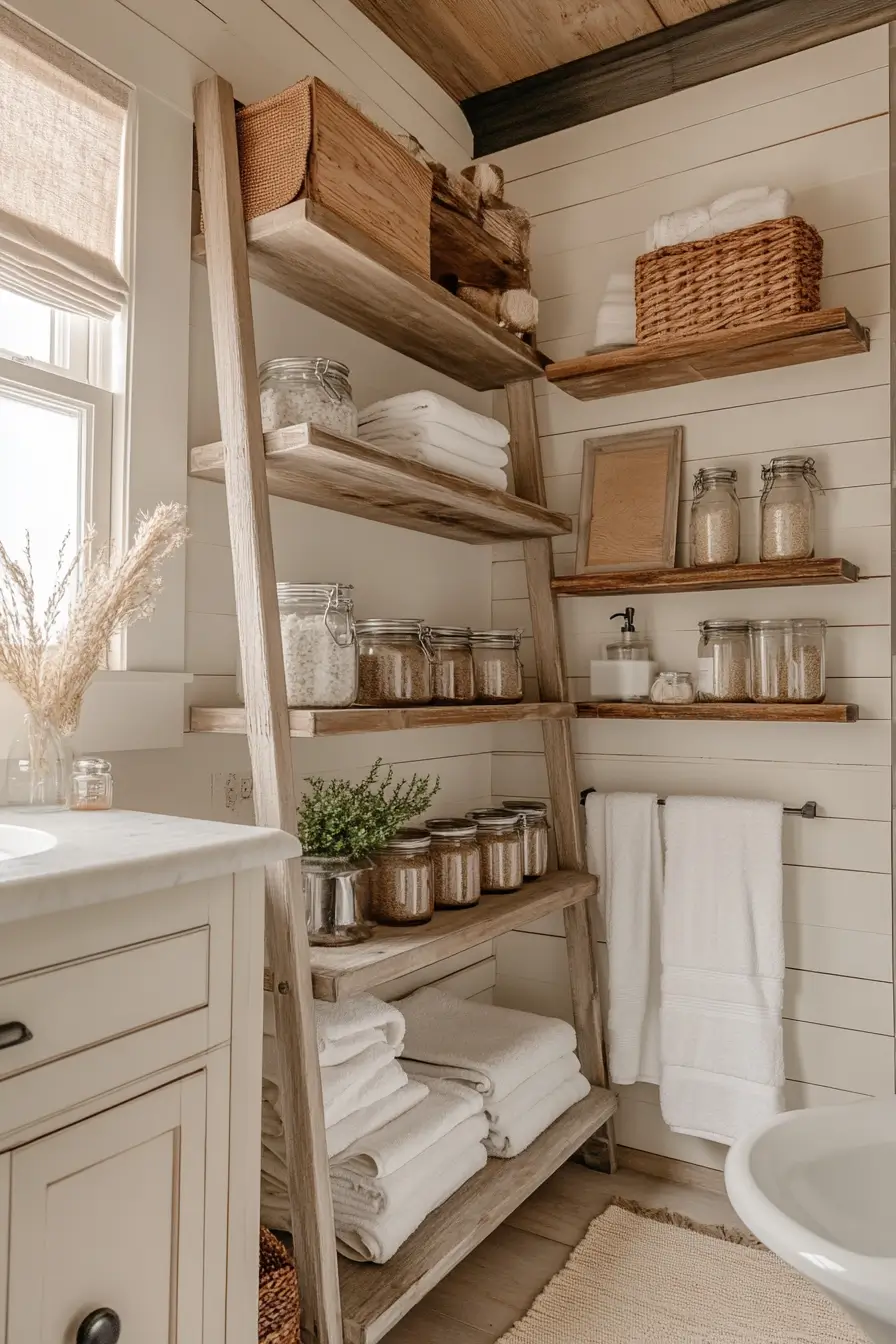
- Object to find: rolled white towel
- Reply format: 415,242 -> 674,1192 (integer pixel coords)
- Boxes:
359,390 -> 509,448
710,185 -> 782,215
359,420 -> 509,470
332,1076 -> 483,1179
315,994 -> 405,1066
647,205 -> 713,250
710,187 -> 793,236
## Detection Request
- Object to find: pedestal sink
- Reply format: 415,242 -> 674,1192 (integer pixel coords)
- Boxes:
0,823 -> 57,862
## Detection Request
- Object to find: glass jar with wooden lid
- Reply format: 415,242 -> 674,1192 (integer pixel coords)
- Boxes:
424,818 -> 481,908
466,808 -> 524,893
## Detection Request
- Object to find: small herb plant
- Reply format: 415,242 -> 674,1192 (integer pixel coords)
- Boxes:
297,758 -> 440,861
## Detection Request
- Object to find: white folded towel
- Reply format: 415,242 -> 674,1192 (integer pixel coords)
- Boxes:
263,1035 -> 403,1128
710,185 -> 791,216
332,1111 -> 488,1216
333,1076 -> 483,1178
648,186 -> 794,250
327,1078 -> 429,1159
660,796 -> 785,1145
364,436 -> 508,490
605,793 -> 662,1087
315,995 -> 405,1066
647,205 -> 713,250
485,1053 -> 589,1157
359,421 -> 509,469
400,985 -> 576,1103
710,189 -> 792,236
359,391 -> 510,448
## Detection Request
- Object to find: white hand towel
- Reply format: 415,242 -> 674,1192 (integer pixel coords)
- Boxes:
331,1111 -> 488,1215
660,796 -> 785,1145
359,391 -> 510,448
710,185 -> 790,215
315,994 -> 405,1066
359,422 -> 509,469
364,436 -> 508,490
605,793 -> 662,1087
647,206 -> 713,250
333,1076 -> 483,1178
484,1053 -> 585,1157
584,791 -> 608,933
710,190 -> 792,236
486,1069 -> 591,1158
327,1078 -> 429,1159
262,1035 -> 403,1128
400,985 -> 576,1102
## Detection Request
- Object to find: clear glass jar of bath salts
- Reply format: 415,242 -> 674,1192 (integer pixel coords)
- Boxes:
278,582 -> 357,707
258,357 -> 358,437
467,808 -> 524,893
697,620 -> 751,702
750,618 -> 826,703
355,619 -> 433,706
428,627 -> 475,704
425,818 -> 481,908
370,828 -> 434,925
760,456 -> 823,561
470,630 -> 524,703
502,800 -> 549,880
69,757 -> 113,811
690,468 -> 741,567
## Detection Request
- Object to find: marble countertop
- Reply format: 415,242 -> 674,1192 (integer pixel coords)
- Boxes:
0,807 -> 301,925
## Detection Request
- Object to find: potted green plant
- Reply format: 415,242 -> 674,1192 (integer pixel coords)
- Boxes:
298,758 -> 439,946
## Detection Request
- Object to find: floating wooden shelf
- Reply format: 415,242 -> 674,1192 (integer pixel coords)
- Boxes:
191,700 -> 576,739
552,557 -> 859,597
545,308 -> 870,401
190,423 -> 571,545
338,1084 -> 617,1344
577,701 -> 858,723
305,871 -> 596,1001
192,200 -> 545,391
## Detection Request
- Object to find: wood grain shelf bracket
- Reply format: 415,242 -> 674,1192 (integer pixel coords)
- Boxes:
577,702 -> 859,723
552,557 -> 859,597
191,701 -> 577,738
545,309 -> 870,401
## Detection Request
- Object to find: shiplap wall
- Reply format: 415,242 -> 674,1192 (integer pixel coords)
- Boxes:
487,27 -> 893,1169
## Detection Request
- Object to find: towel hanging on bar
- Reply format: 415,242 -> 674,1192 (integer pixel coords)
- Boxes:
578,788 -> 816,819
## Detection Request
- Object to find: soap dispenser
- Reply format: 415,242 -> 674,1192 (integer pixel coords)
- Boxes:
607,608 -> 651,663
591,607 -> 658,702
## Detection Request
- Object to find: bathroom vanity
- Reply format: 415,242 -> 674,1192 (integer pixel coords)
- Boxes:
0,807 -> 299,1344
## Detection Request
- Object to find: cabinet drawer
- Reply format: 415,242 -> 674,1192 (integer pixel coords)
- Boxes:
0,929 -> 210,1082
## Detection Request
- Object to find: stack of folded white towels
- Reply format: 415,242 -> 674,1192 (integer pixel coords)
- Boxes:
645,184 -> 794,251
400,985 -> 591,1159
357,390 -> 510,492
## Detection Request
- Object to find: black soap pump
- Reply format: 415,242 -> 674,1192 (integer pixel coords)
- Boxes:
606,607 -> 653,700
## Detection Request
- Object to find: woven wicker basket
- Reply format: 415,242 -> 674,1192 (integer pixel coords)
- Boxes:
259,1226 -> 299,1344
635,217 -> 823,343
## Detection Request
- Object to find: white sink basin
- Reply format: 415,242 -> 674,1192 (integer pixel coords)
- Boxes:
726,1098 -> 896,1343
0,823 -> 57,862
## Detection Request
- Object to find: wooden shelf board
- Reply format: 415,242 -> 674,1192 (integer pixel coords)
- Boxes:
192,199 -> 545,392
190,423 -> 571,545
577,701 -> 858,723
552,557 -> 859,596
307,870 -> 596,1001
339,1084 -> 617,1344
191,700 -> 576,739
545,308 -> 870,401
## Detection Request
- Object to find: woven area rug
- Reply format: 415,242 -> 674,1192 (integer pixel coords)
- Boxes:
497,1199 -> 866,1343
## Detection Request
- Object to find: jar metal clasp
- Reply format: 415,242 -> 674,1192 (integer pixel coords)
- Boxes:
323,586 -> 355,648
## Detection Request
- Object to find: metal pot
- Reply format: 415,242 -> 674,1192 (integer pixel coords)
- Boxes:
303,855 -> 374,947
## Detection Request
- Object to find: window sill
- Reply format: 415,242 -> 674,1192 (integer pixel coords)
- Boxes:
0,671 -> 193,756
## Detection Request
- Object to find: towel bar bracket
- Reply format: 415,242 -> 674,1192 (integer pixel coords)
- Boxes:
579,788 -> 817,819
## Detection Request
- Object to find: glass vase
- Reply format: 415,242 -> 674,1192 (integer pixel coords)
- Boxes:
4,713 -> 71,809
302,855 -> 375,947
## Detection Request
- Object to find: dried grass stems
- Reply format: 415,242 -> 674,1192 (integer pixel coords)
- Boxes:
0,503 -> 187,735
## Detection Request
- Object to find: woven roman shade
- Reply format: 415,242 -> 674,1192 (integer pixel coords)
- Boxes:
0,6 -> 129,318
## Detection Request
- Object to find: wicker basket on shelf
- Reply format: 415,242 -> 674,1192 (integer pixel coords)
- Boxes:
259,1226 -> 299,1344
634,216 -> 823,343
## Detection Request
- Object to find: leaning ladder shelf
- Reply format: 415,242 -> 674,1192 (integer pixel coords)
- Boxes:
193,75 -> 614,1344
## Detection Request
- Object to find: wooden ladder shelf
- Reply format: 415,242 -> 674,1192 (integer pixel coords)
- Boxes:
194,75 -> 614,1344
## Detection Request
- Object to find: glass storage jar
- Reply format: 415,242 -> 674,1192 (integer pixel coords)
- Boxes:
355,619 -> 433,706
502,800 -> 549,880
467,808 -> 524,893
760,455 -> 823,561
750,618 -> 827,703
697,620 -> 751,702
370,828 -> 434,925
428,627 -> 475,704
424,818 -> 481,908
690,468 -> 741,567
69,757 -> 114,811
258,357 -> 358,437
470,630 -> 524,703
649,672 -> 696,705
274,582 -> 357,708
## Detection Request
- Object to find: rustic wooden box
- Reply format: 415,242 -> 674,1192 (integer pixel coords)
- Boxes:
234,77 -> 432,276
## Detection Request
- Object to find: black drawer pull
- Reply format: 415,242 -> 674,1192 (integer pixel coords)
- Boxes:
0,1021 -> 32,1050
77,1308 -> 121,1344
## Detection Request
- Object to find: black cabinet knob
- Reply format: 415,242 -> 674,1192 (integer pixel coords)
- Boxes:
0,1021 -> 32,1051
76,1308 -> 121,1344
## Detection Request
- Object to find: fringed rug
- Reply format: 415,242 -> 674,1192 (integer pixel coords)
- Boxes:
497,1199 -> 865,1343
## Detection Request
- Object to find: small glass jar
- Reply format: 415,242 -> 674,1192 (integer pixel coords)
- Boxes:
355,619 -> 434,706
470,630 -> 524,703
467,808 -> 524,893
266,582 -> 357,708
428,627 -> 475,705
691,468 -> 741,567
750,619 -> 827,703
697,620 -> 751,702
649,672 -> 696,705
425,818 -> 481,908
370,828 -> 434,925
760,456 -> 824,561
502,800 -> 549,880
68,757 -> 113,811
258,357 -> 358,437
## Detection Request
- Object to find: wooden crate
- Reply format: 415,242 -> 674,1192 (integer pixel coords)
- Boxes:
234,77 -> 432,276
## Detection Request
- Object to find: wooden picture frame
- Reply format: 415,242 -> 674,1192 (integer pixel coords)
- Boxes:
575,427 -> 682,574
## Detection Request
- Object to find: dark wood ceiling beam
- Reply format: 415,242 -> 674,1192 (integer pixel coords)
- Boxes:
463,0 -> 896,154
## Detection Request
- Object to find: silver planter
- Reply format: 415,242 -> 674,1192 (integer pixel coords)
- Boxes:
303,855 -> 374,947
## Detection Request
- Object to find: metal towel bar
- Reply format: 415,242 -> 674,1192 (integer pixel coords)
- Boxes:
578,788 -> 817,819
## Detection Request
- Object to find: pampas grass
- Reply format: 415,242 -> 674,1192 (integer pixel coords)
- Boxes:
0,503 -> 187,736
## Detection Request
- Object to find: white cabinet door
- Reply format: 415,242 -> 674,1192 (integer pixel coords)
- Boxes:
6,1073 -> 207,1344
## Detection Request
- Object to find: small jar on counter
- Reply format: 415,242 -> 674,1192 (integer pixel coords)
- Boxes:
424,818 -> 481,908
760,456 -> 823,561
428,627 -> 475,705
649,672 -> 696,705
355,619 -> 433,706
69,757 -> 113,811
370,827 -> 434,925
691,468 -> 741,567
467,808 -> 524,893
750,618 -> 827,703
502,800 -> 549,880
259,357 -> 358,437
470,630 -> 524,703
697,620 -> 751,702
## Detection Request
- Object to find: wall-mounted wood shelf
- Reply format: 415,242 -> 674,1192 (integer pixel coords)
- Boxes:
552,557 -> 859,597
190,423 -> 571,545
190,700 -> 576,738
578,701 -> 858,723
338,1084 -> 617,1344
545,308 -> 869,401
192,199 -> 545,391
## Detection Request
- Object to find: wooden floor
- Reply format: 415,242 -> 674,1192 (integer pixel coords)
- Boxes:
381,1160 -> 744,1343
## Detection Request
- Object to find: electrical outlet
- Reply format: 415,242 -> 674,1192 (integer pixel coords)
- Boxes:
211,771 -> 254,822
